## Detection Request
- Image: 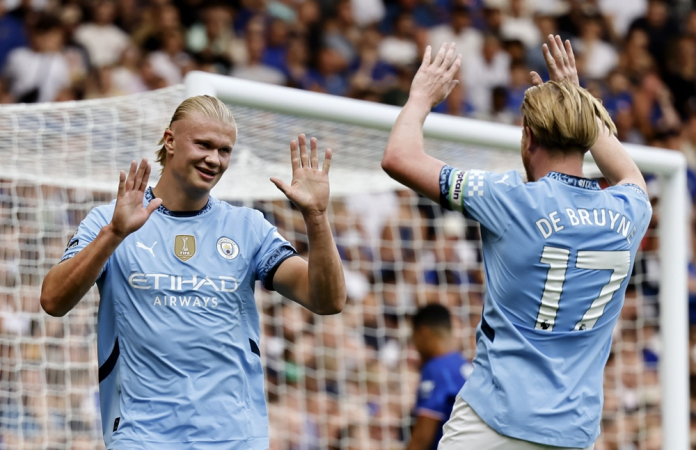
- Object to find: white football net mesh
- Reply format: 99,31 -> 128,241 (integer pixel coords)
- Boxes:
0,86 -> 661,450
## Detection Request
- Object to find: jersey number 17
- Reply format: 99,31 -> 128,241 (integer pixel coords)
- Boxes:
535,246 -> 631,332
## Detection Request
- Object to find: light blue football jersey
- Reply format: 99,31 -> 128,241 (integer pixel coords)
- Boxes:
439,167 -> 652,448
61,187 -> 296,450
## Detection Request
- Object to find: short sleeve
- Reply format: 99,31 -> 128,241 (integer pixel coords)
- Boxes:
60,206 -> 112,279
605,183 -> 653,238
252,214 -> 298,291
439,165 -> 523,238
414,368 -> 450,420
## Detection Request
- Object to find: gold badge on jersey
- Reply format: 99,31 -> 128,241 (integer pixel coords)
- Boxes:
174,235 -> 196,262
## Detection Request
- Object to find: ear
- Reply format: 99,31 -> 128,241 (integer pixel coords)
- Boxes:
524,126 -> 537,153
163,128 -> 175,156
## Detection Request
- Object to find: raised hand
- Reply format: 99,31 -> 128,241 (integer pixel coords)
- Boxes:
110,158 -> 162,239
530,35 -> 579,87
410,42 -> 463,109
270,134 -> 331,216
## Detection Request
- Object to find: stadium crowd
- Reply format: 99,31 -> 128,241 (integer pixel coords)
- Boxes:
0,0 -> 694,448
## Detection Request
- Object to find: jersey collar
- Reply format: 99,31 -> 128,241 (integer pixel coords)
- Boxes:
144,187 -> 213,217
545,171 -> 600,190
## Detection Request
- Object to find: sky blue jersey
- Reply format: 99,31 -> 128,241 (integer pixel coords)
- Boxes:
61,187 -> 297,450
413,352 -> 472,449
439,167 -> 652,448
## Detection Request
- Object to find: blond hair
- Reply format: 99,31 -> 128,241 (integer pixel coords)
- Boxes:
520,80 -> 616,154
156,95 -> 237,167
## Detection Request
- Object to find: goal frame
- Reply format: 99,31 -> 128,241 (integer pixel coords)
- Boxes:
185,71 -> 689,450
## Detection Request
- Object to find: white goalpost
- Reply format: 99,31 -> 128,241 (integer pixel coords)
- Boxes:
185,71 -> 689,450
0,72 -> 687,450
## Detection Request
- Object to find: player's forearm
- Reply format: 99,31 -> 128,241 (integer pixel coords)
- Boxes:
382,97 -> 430,181
590,128 -> 647,192
40,225 -> 123,316
407,415 -> 440,450
304,211 -> 346,315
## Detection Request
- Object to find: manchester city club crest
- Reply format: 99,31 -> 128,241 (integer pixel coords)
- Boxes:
174,235 -> 196,262
216,237 -> 239,260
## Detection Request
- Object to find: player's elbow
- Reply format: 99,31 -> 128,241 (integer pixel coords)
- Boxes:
313,294 -> 346,315
40,291 -> 67,317
40,275 -> 70,317
381,148 -> 400,178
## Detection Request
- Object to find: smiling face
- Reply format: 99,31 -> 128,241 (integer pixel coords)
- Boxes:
161,113 -> 237,197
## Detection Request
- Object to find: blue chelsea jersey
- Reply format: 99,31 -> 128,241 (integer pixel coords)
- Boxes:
413,352 -> 471,449
61,188 -> 296,450
439,167 -> 652,448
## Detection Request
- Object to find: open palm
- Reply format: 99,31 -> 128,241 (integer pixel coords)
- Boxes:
110,158 -> 162,238
270,134 -> 332,216
530,35 -> 580,87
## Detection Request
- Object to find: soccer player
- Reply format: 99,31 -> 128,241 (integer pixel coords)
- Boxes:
408,304 -> 471,450
40,95 -> 346,450
382,36 -> 651,449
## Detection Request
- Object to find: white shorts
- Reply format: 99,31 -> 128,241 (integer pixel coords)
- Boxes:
438,396 -> 595,450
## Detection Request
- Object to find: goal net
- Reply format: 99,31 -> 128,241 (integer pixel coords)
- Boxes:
0,80 -> 685,450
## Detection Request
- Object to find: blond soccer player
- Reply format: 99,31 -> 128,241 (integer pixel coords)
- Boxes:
382,36 -> 650,449
41,96 -> 346,450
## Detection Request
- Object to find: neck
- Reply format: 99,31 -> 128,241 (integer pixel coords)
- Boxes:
531,149 -> 585,181
423,340 -> 455,363
152,170 -> 210,211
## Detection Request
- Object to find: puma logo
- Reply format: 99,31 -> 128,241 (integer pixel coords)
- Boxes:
136,241 -> 157,257
495,174 -> 510,186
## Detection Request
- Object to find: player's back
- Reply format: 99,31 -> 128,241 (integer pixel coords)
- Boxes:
446,170 -> 652,448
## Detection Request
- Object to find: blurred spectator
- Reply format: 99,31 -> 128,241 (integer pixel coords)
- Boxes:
114,0 -> 142,34
0,1 -> 28,70
378,12 -> 419,68
284,36 -> 310,87
74,0 -> 130,68
462,33 -> 510,114
302,46 -> 349,96
628,0 -> 679,73
262,18 -> 290,73
131,3 -> 184,52
500,0 -> 540,49
111,45 -> 148,94
618,27 -> 655,82
381,0 -> 438,34
599,0 -> 647,38
83,66 -> 124,98
573,13 -> 618,80
434,81 -> 474,117
481,2 -> 503,37
664,35 -> 696,120
474,85 -> 515,124
556,0 -> 608,40
427,6 -> 482,60
186,2 -> 239,72
350,29 -> 396,93
681,102 -> 696,168
231,18 -> 287,85
351,0 -> 385,27
148,28 -> 193,86
633,72 -> 681,142
59,4 -> 90,89
506,61 -> 529,117
3,13 -> 69,103
323,0 -> 360,67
